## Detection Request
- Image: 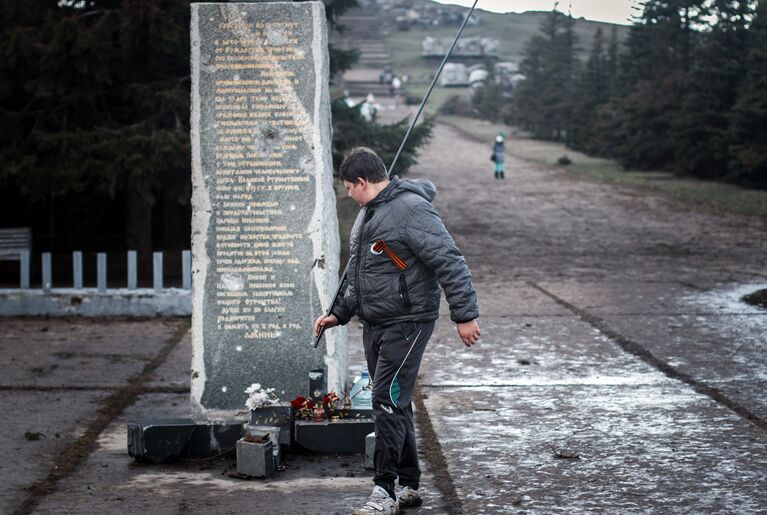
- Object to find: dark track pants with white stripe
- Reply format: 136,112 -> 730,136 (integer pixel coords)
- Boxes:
363,319 -> 436,494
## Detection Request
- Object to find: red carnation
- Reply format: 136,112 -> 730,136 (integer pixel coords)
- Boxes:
290,396 -> 306,409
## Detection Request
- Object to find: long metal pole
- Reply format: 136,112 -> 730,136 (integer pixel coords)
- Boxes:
387,0 -> 479,177
315,0 -> 479,348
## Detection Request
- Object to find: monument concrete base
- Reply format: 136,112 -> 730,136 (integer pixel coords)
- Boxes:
294,419 -> 375,454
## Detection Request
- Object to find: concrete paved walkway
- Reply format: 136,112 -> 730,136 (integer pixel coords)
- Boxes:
2,121 -> 766,514
411,123 -> 767,513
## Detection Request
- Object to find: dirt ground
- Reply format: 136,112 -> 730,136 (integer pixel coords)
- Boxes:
2,120 -> 767,514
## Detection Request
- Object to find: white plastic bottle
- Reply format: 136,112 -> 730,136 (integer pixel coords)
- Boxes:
350,370 -> 373,409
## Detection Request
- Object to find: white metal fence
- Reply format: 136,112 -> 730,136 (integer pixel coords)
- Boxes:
14,250 -> 191,292
1,250 -> 193,317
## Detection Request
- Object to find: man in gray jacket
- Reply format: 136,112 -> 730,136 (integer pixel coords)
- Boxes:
314,147 -> 480,515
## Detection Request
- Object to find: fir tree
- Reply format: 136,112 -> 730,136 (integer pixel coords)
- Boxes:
606,26 -> 620,96
586,26 -> 623,158
0,0 -> 436,257
511,28 -> 548,134
609,0 -> 708,169
330,99 -> 433,175
0,0 -> 192,254
511,7 -> 579,141
728,0 -> 767,188
673,0 -> 754,180
558,11 -> 579,145
570,27 -> 608,153
471,59 -> 506,122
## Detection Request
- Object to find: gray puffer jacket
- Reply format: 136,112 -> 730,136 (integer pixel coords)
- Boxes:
332,176 -> 479,326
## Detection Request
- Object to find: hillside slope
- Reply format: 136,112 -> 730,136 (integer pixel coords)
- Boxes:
380,0 -> 628,108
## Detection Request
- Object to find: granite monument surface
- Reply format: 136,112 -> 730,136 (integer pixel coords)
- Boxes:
190,2 -> 345,414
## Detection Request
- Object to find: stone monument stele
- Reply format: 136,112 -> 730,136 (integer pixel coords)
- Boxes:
190,2 -> 346,415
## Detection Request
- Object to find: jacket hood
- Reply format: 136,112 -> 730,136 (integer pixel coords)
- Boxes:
369,175 -> 436,207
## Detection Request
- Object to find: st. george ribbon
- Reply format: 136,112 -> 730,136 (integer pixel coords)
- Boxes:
314,0 -> 480,349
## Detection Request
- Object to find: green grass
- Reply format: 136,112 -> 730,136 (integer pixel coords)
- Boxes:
406,82 -> 471,115
567,161 -> 767,220
438,114 -> 767,220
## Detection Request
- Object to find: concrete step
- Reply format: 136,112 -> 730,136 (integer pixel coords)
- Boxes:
359,59 -> 392,66
337,6 -> 393,88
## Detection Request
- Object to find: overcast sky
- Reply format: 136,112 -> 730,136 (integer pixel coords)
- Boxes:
431,0 -> 640,25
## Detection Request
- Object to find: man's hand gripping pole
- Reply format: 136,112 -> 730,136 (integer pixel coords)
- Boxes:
314,263 -> 348,348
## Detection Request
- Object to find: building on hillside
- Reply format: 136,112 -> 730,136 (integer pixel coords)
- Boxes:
468,62 -> 525,98
390,1 -> 482,29
439,63 -> 470,87
422,36 -> 498,59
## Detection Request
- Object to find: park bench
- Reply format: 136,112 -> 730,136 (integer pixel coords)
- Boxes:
0,227 -> 31,260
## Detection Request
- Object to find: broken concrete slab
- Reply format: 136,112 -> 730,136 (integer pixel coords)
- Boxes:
127,419 -> 196,464
127,419 -> 244,463
186,420 -> 243,459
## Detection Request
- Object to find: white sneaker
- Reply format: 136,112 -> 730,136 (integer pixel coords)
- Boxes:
396,486 -> 422,508
353,485 -> 400,515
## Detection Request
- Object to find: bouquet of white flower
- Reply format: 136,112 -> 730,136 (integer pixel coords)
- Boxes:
244,383 -> 279,410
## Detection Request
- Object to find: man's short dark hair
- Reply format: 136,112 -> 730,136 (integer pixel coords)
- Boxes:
339,147 -> 388,183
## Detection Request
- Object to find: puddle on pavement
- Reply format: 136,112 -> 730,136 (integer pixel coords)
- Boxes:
681,282 -> 767,314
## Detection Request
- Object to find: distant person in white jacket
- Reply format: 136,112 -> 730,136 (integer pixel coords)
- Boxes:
390,76 -> 401,97
360,93 -> 378,122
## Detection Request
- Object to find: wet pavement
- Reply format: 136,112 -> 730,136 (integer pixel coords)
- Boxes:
0,317 -> 440,515
2,121 -> 767,513
412,123 -> 767,513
